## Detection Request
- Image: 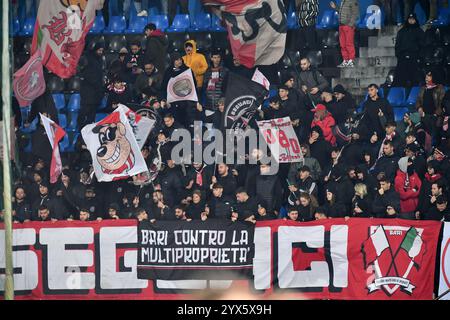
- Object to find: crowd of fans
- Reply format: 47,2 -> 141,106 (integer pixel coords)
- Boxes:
4,1 -> 450,226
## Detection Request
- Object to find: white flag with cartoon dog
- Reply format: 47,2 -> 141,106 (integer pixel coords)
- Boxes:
81,111 -> 148,182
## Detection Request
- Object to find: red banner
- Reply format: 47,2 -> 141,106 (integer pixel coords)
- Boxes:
254,218 -> 442,300
0,219 -> 442,300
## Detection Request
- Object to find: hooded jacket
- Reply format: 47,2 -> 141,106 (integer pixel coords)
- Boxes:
144,29 -> 168,74
182,40 -> 209,88
395,15 -> 424,58
394,157 -> 422,213
311,111 -> 337,146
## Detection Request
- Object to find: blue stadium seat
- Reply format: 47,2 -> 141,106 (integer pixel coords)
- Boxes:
67,111 -> 78,132
126,16 -> 148,33
52,94 -> 66,112
148,15 -> 169,31
167,14 -> 190,32
67,94 -> 81,112
59,134 -> 70,152
394,107 -> 409,122
104,16 -> 127,34
430,8 -> 450,26
406,86 -> 420,106
189,12 -> 212,32
209,14 -> 226,32
316,10 -> 338,29
89,15 -> 105,34
11,18 -> 20,36
20,17 -> 36,36
95,113 -> 108,122
68,133 -> 79,152
58,113 -> 67,129
387,87 -> 406,107
287,11 -> 299,29
21,117 -> 38,134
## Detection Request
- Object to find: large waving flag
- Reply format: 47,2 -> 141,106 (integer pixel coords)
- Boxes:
81,112 -> 148,182
31,0 -> 104,79
203,0 -> 287,68
167,69 -> 199,104
223,72 -> 268,132
39,113 -> 66,184
13,49 -> 46,107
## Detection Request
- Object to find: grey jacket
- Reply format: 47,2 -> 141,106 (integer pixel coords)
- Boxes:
288,157 -> 322,182
337,0 -> 360,27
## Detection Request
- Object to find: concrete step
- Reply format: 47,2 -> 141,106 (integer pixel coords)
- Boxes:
339,66 -> 393,79
368,35 -> 396,48
359,47 -> 396,58
332,76 -> 386,89
380,25 -> 401,36
355,56 -> 397,67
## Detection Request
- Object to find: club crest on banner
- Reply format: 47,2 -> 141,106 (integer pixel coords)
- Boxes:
362,225 -> 425,296
167,69 -> 198,103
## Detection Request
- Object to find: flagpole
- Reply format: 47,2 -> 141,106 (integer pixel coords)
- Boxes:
2,0 -> 15,300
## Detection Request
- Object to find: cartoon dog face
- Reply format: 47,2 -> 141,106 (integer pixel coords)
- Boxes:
93,122 -> 133,173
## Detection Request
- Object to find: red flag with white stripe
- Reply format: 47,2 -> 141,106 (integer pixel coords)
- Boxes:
40,113 -> 66,183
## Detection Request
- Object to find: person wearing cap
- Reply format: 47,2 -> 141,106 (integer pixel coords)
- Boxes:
31,181 -> 52,220
78,41 -> 105,130
203,48 -> 229,111
154,158 -> 183,208
330,84 -> 355,124
289,165 -> 318,199
394,157 -> 422,219
278,85 -> 301,127
280,72 -> 305,110
182,40 -> 208,89
144,23 -> 168,74
296,57 -> 329,105
330,0 -> 359,68
393,13 -> 425,87
207,183 -> 235,219
422,195 -> 449,221
288,144 -> 322,182
134,60 -> 162,100
404,142 -> 427,179
81,186 -> 103,221
310,104 -> 337,146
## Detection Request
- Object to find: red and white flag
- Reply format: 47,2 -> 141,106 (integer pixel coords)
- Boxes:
167,69 -> 199,104
204,0 -> 287,68
252,68 -> 271,91
13,49 -> 46,107
81,112 -> 148,182
39,113 -> 66,184
31,0 -> 104,79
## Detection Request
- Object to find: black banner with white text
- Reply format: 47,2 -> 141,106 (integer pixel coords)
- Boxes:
137,220 -> 255,280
